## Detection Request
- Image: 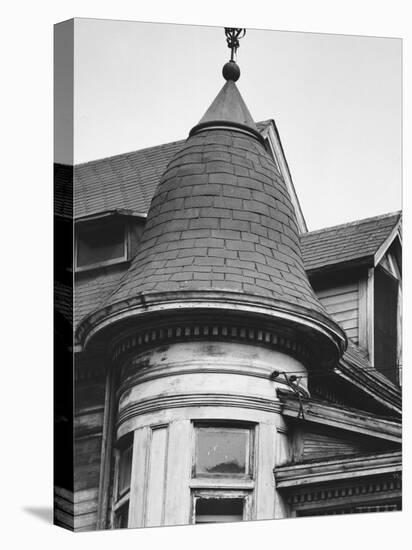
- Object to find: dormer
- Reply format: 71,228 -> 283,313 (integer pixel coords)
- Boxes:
301,212 -> 402,386
74,210 -> 145,273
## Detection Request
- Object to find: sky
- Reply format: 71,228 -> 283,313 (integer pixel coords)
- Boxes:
59,18 -> 401,230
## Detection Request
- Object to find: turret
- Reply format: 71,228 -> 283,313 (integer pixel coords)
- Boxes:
77,28 -> 346,528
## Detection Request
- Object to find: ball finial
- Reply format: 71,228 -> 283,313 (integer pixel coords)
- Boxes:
222,61 -> 240,82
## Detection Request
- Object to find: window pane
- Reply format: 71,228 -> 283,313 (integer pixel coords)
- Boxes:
77,221 -> 125,267
118,445 -> 132,497
196,428 -> 249,475
195,498 -> 244,523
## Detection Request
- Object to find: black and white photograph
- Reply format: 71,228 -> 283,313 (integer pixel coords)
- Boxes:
53,18 -> 403,532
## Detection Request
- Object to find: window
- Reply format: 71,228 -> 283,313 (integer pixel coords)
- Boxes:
194,425 -> 253,478
191,423 -> 255,524
75,219 -> 127,271
112,435 -> 133,529
117,443 -> 132,498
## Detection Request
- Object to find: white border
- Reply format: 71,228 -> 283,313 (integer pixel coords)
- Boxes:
2,1 -> 410,549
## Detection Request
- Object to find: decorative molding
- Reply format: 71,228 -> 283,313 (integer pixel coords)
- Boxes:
189,122 -> 264,144
78,290 -> 346,368
117,363 -> 298,400
111,321 -> 311,365
117,393 -> 282,427
374,222 -> 402,268
283,474 -> 401,511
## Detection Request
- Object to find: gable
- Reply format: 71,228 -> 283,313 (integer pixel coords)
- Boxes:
301,212 -> 401,274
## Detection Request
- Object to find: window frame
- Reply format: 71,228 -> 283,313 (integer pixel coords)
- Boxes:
192,422 -> 255,480
191,489 -> 252,524
74,218 -> 129,273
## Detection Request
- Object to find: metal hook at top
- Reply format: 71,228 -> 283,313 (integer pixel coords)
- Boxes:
224,28 -> 246,62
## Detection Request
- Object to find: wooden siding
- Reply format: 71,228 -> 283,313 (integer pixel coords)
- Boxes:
74,434 -> 102,531
54,486 -> 74,531
291,425 -> 394,464
316,282 -> 359,343
73,351 -> 106,531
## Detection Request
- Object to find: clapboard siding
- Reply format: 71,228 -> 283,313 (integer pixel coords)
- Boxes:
291,425 -> 392,463
74,432 -> 102,531
54,486 -> 100,532
72,351 -> 106,531
315,282 -> 359,343
54,486 -> 74,530
302,432 -> 365,460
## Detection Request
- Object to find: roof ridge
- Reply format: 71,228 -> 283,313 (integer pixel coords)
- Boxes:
303,211 -> 401,237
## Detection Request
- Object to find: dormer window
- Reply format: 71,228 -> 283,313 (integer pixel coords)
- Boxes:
75,218 -> 128,271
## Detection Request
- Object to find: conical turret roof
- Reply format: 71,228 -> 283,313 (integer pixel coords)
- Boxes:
191,79 -> 259,134
79,61 -> 346,368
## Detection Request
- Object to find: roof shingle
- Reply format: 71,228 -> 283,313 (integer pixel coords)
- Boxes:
301,212 -> 401,273
69,122 -> 272,219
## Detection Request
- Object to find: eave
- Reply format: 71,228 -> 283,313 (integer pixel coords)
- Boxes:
278,391 -> 401,443
275,450 -> 402,489
305,256 -> 373,278
75,209 -> 147,223
334,358 -> 402,416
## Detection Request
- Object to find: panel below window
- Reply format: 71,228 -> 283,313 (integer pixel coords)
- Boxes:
195,498 -> 244,524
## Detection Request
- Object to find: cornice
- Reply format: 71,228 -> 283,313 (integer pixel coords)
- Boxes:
77,290 -> 346,369
282,472 -> 401,510
275,451 -> 402,488
111,319 -> 311,366
278,391 -> 401,443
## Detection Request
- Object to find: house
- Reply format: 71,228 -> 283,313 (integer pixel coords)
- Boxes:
54,45 -> 402,531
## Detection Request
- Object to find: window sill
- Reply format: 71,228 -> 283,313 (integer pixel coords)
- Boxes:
190,479 -> 254,490
74,258 -> 130,274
